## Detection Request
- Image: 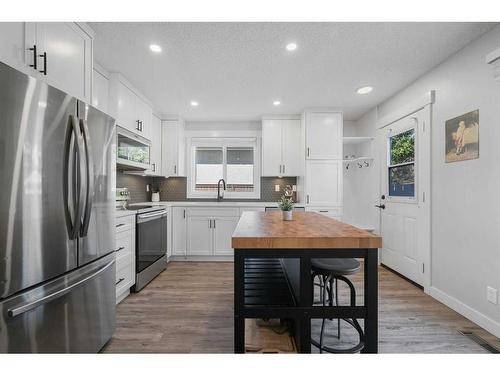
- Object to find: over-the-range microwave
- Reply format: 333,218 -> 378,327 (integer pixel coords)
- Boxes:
116,126 -> 151,171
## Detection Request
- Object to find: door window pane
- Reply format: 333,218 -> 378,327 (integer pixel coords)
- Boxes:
390,129 -> 415,165
195,147 -> 223,192
389,163 -> 414,197
226,147 -> 254,193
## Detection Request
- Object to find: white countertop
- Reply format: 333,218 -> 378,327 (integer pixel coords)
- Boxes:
115,209 -> 137,218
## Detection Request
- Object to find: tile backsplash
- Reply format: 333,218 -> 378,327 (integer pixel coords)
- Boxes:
152,176 -> 297,202
117,172 -> 297,203
116,173 -> 155,203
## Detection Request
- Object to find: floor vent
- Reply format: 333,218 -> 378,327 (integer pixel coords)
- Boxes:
458,331 -> 500,353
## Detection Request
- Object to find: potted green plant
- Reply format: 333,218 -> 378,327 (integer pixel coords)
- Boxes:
278,196 -> 294,221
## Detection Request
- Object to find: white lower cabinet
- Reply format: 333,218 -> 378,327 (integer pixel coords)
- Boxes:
172,207 -> 187,256
213,217 -> 240,256
187,217 -> 213,255
115,214 -> 136,304
186,215 -> 239,257
174,207 -> 240,257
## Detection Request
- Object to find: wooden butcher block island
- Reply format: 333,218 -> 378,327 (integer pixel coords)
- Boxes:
231,211 -> 382,354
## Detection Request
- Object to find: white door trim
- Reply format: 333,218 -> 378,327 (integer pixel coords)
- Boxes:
377,102 -> 432,292
376,90 -> 435,129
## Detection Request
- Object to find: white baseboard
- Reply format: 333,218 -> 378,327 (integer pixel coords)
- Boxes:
428,286 -> 500,338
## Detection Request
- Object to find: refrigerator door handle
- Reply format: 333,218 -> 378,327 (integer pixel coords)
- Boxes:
79,118 -> 94,237
7,259 -> 115,318
63,115 -> 85,239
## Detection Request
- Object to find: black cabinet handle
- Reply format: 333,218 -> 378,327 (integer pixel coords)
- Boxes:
39,52 -> 47,75
115,277 -> 125,286
375,204 -> 386,210
136,120 -> 141,131
116,223 -> 125,228
28,45 -> 37,70
140,121 -> 143,131
152,163 -> 156,172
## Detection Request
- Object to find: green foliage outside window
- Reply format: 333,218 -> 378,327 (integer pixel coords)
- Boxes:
390,129 -> 415,165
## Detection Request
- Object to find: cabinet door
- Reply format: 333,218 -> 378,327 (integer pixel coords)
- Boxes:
172,207 -> 187,256
261,119 -> 282,176
187,217 -> 212,255
213,217 -> 239,256
305,160 -> 342,206
0,22 -> 27,74
115,81 -> 137,133
34,23 -> 92,102
305,112 -> 342,159
135,97 -> 152,140
92,68 -> 109,113
161,120 -> 179,176
149,115 -> 162,175
281,119 -> 302,176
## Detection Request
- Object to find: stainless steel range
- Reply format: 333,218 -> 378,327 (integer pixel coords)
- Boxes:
131,205 -> 168,291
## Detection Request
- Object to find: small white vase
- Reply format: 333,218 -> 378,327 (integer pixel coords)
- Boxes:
282,210 -> 293,221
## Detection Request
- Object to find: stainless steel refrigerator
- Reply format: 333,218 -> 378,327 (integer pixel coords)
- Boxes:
0,62 -> 116,353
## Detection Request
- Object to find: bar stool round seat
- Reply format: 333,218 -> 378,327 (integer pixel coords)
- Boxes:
311,258 -> 364,354
311,258 -> 360,276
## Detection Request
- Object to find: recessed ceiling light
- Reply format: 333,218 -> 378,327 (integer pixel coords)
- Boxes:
356,86 -> 373,95
190,101 -> 199,107
273,100 -> 281,106
286,43 -> 297,51
149,44 -> 162,53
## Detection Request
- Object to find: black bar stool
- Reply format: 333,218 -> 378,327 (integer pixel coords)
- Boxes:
311,258 -> 364,353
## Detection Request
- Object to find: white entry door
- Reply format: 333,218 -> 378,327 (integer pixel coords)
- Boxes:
378,109 -> 428,286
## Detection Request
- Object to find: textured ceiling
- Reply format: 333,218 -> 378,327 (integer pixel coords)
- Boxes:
90,22 -> 497,121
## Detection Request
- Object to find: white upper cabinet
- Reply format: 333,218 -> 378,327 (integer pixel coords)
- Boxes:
305,111 -> 342,159
161,118 -> 186,177
261,118 -> 282,176
149,115 -> 162,176
108,74 -> 153,140
305,160 -> 342,207
261,117 -> 302,176
92,64 -> 109,114
135,96 -> 152,140
0,23 -> 28,73
25,23 -> 93,102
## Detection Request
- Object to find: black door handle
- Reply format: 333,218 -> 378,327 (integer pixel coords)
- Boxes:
375,204 -> 386,209
39,52 -> 47,75
28,45 -> 37,70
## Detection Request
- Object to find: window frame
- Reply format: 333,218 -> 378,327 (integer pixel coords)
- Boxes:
187,137 -> 261,199
386,126 -> 418,204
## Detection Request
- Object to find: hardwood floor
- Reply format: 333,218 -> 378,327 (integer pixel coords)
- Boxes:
103,261 -> 499,354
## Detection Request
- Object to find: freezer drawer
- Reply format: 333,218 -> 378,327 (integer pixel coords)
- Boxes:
0,254 -> 116,353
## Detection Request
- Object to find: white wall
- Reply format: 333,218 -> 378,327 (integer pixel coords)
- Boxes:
356,25 -> 500,336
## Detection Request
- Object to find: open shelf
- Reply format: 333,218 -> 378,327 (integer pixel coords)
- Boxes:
342,136 -> 374,145
343,156 -> 374,163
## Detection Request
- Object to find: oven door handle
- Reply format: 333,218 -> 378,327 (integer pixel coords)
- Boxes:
137,210 -> 167,223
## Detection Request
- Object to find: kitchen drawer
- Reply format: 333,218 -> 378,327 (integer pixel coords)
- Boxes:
115,214 -> 135,233
115,253 -> 134,299
306,207 -> 343,218
239,207 -> 265,216
187,207 -> 239,217
115,229 -> 135,261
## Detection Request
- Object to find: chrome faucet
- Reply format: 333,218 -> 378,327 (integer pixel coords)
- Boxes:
217,179 -> 226,201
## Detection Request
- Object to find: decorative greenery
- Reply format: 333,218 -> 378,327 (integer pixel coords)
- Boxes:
278,196 -> 294,212
390,129 -> 415,165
